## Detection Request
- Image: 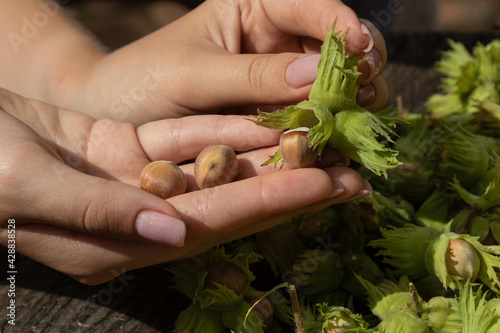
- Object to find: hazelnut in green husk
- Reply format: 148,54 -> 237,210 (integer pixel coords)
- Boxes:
369,224 -> 440,279
456,281 -> 497,333
450,157 -> 500,210
203,261 -> 249,297
316,304 -> 369,333
414,188 -> 456,231
356,274 -> 414,320
173,303 -> 224,333
378,310 -> 430,333
484,298 -> 500,333
425,233 -> 500,293
439,126 -> 495,188
285,249 -> 344,298
279,127 -> 319,169
421,296 -> 462,333
244,295 -> 274,328
252,23 -> 401,178
444,239 -> 481,281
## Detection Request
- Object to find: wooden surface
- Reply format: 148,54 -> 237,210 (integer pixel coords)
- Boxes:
1,32 -> 498,333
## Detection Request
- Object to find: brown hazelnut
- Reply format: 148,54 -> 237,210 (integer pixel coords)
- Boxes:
279,127 -> 318,169
445,238 -> 480,282
194,145 -> 239,189
140,161 -> 187,199
244,295 -> 274,328
204,261 -> 249,296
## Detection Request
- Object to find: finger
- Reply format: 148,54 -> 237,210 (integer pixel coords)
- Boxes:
0,88 -> 149,185
175,143 -> 351,192
361,75 -> 388,112
137,114 -> 282,163
262,0 -> 373,54
169,166 -> 362,238
1,167 -> 365,285
356,19 -> 387,85
3,150 -> 186,247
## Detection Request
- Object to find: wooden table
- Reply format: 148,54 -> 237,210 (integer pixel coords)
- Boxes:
1,32 -> 498,333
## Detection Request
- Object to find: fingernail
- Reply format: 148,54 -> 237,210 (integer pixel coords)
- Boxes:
350,179 -> 373,201
286,54 -> 321,88
334,156 -> 350,167
360,22 -> 374,53
357,84 -> 376,107
329,178 -> 345,198
136,210 -> 186,247
364,49 -> 382,82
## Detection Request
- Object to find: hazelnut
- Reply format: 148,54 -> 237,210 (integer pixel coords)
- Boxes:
244,295 -> 274,328
279,127 -> 318,169
194,145 -> 239,189
204,261 -> 249,296
445,238 -> 481,282
140,161 -> 187,199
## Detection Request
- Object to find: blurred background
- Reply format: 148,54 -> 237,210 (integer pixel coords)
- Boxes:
59,0 -> 500,50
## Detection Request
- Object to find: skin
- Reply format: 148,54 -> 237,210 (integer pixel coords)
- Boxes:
0,0 -> 387,124
0,0 -> 386,284
0,88 -> 368,285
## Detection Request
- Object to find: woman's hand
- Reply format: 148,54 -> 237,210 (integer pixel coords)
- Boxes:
72,0 -> 387,124
0,88 -> 370,285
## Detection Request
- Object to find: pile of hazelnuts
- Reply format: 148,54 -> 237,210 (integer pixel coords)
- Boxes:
139,128 -> 317,199
140,144 -> 239,199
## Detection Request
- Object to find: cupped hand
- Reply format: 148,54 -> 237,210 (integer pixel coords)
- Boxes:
62,0 -> 388,125
0,88 -> 370,285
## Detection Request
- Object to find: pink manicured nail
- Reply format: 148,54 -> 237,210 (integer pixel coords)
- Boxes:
136,210 -> 186,247
286,54 -> 321,88
329,178 -> 345,198
364,49 -> 382,81
350,179 -> 373,200
360,22 -> 374,53
357,84 -> 376,107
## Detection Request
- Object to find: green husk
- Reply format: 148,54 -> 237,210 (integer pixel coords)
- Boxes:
457,282 -> 495,333
316,303 -> 369,333
414,188 -> 457,231
355,274 -> 414,320
251,22 -> 401,178
439,126 -> 495,187
421,296 -> 463,333
378,310 -> 430,333
284,249 -> 343,298
369,224 -> 440,279
426,39 -> 500,117
450,155 -> 500,210
173,303 -> 225,333
425,233 -> 500,293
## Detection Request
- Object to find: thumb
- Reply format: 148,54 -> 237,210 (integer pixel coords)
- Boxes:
205,52 -> 319,107
13,160 -> 186,247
